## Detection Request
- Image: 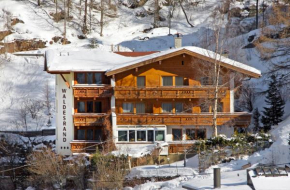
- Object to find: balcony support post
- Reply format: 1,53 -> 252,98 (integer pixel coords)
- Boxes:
230,72 -> 235,113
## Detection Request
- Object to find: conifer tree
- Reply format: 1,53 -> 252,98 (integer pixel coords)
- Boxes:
261,75 -> 285,132
253,108 -> 261,133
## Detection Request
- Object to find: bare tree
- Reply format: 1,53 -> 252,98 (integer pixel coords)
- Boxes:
91,150 -> 129,189
178,0 -> 194,27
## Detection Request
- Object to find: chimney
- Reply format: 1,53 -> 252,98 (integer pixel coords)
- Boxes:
174,33 -> 182,48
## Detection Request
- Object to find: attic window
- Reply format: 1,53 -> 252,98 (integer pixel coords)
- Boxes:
182,61 -> 184,65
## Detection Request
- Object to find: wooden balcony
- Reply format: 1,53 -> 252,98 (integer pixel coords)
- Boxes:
70,141 -> 101,153
73,113 -> 108,126
114,86 -> 228,99
73,85 -> 113,98
116,112 -> 251,127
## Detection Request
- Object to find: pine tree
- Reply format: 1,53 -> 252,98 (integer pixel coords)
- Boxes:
253,108 -> 261,133
261,75 -> 285,132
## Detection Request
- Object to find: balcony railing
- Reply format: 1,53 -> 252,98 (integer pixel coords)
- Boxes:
114,86 -> 228,99
116,112 -> 251,126
70,141 -> 101,153
73,113 -> 108,126
73,85 -> 113,98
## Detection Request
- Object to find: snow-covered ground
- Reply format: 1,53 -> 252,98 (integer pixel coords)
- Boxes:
126,116 -> 290,189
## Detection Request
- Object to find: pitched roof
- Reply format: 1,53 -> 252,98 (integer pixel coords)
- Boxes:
45,47 -> 261,78
106,47 -> 261,78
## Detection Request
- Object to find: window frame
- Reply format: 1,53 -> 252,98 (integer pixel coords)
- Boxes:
175,76 -> 184,86
162,76 -> 173,86
122,102 -> 134,113
137,76 -> 146,87
162,102 -> 173,113
172,128 -> 183,141
155,130 -> 165,141
75,99 -> 105,113
74,72 -> 104,85
75,127 -> 103,141
186,128 -> 206,140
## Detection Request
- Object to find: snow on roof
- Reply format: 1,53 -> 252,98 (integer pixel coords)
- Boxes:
106,46 -> 261,77
46,49 -> 137,72
45,47 -> 261,77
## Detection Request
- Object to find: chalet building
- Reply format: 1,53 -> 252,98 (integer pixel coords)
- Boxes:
45,44 -> 261,156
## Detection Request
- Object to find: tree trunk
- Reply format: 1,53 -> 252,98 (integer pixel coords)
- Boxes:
83,0 -> 88,34
56,0 -> 58,15
153,0 -> 159,28
67,0 -> 70,18
38,0 -> 40,6
256,0 -> 259,29
63,0 -> 67,44
179,0 -> 194,27
100,0 -> 104,36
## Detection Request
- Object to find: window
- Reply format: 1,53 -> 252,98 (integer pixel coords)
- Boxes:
197,129 -> 206,139
129,130 -> 135,141
162,103 -> 173,113
87,129 -> 94,140
76,73 -> 85,84
186,129 -> 195,140
95,129 -> 102,141
217,101 -> 223,112
137,131 -> 146,141
172,129 -> 182,141
87,101 -> 94,112
200,103 -> 209,112
75,72 -> 103,84
175,77 -> 184,86
77,102 -> 85,113
175,103 -> 183,113
137,76 -> 145,87
76,100 -> 104,113
136,102 -> 145,113
75,128 -> 103,141
148,130 -> 154,141
118,131 -> 127,141
186,128 -> 206,140
123,103 -> 133,113
162,76 -> 173,86
94,73 -> 102,84
95,102 -> 102,113
200,77 -> 209,85
77,129 -> 86,140
87,73 -> 93,84
155,130 -> 165,141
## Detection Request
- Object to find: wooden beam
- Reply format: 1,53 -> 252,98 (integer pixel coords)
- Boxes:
60,74 -> 70,89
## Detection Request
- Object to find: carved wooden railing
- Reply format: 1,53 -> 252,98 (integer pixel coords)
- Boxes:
73,86 -> 113,98
117,112 -> 251,126
73,113 -> 108,126
114,86 -> 228,99
70,141 -> 101,153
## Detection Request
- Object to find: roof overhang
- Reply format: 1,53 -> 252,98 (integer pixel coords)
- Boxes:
106,48 -> 261,78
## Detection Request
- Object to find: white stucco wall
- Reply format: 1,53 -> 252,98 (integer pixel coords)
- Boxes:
55,73 -> 74,155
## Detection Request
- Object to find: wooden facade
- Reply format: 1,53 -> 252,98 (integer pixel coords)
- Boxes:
116,113 -> 251,127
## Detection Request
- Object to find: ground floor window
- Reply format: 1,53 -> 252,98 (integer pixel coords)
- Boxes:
186,128 -> 206,140
155,130 -> 165,141
137,131 -> 146,141
117,129 -> 165,142
118,131 -> 127,141
172,129 -> 182,141
75,127 -> 103,141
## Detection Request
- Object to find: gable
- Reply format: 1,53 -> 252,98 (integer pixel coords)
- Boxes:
106,47 -> 261,78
